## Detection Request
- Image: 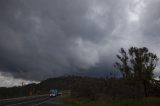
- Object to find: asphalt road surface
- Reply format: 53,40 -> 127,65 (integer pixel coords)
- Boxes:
0,95 -> 65,106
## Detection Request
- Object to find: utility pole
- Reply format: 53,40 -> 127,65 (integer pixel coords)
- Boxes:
21,82 -> 24,96
22,82 -> 24,87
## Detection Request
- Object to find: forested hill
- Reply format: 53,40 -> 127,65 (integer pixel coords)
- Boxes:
1,76 -> 160,100
0,76 -> 105,99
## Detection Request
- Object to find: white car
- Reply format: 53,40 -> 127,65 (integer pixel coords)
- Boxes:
50,93 -> 56,97
49,89 -> 56,97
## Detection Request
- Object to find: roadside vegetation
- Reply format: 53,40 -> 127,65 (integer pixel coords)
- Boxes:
1,46 -> 160,105
63,95 -> 160,106
62,47 -> 160,106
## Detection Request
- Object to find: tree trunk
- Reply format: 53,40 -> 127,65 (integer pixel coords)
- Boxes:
143,80 -> 148,97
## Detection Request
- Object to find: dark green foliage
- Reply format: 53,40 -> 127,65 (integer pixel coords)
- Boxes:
0,83 -> 37,99
70,77 -> 106,100
115,48 -> 131,78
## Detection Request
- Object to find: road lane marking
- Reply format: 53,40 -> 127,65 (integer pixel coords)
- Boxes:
5,97 -> 49,106
0,94 -> 49,103
31,99 -> 52,106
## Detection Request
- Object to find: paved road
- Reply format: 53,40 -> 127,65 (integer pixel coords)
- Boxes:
0,95 -> 65,106
38,97 -> 65,106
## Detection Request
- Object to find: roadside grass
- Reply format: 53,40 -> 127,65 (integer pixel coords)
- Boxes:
62,95 -> 160,106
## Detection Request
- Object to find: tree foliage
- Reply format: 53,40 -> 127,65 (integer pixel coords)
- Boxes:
115,47 -> 159,96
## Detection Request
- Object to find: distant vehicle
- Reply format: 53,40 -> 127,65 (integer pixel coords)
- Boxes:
57,91 -> 63,95
49,89 -> 57,97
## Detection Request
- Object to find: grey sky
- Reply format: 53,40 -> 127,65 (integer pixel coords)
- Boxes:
0,0 -> 160,86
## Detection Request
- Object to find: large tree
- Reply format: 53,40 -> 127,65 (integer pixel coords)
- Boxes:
115,47 -> 159,96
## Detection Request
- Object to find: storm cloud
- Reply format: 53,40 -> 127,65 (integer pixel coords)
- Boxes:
0,0 -> 160,83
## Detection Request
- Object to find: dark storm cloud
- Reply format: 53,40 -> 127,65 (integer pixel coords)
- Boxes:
140,0 -> 160,42
0,0 -> 160,81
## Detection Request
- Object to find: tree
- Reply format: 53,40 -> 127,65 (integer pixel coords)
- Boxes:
114,48 -> 131,79
115,47 -> 159,96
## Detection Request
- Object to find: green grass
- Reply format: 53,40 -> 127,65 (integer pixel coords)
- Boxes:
63,96 -> 160,106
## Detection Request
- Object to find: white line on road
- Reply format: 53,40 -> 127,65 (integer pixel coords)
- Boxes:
6,97 -> 49,106
0,94 -> 49,102
31,99 -> 52,106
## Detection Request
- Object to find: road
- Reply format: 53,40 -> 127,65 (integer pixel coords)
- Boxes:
0,95 -> 65,106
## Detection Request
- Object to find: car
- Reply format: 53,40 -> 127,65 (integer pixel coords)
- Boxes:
49,89 -> 56,97
50,93 -> 56,97
57,91 -> 63,95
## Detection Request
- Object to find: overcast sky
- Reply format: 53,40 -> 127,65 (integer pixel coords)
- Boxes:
1,0 -> 160,87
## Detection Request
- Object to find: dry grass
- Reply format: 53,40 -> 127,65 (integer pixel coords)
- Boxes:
62,95 -> 160,106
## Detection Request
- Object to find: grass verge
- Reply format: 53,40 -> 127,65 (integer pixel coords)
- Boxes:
62,95 -> 160,106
